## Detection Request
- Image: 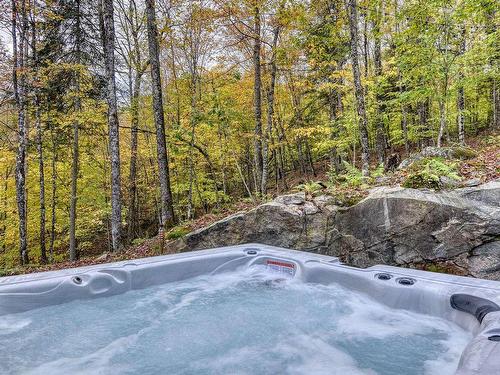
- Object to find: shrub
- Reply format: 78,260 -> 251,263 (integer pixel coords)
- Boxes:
132,238 -> 147,246
372,163 -> 385,178
402,157 -> 460,189
450,146 -> 478,160
328,161 -> 364,187
485,134 -> 500,146
328,189 -> 367,207
294,181 -> 325,196
166,226 -> 190,240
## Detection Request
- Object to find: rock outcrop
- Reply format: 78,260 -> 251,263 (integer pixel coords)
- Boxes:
172,180 -> 500,280
398,145 -> 477,169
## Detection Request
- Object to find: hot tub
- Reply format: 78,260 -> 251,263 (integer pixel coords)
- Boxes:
0,244 -> 499,374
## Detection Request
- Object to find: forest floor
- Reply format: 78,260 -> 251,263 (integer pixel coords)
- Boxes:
4,130 -> 499,276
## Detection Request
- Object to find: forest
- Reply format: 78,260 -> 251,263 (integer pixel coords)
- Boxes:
0,0 -> 498,272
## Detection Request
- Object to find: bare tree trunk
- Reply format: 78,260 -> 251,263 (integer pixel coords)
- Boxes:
261,25 -> 279,196
373,1 -> 385,166
101,0 -> 123,251
494,81 -> 500,129
401,104 -> 409,153
363,11 -> 368,78
397,71 -> 409,154
418,99 -> 430,147
275,111 -> 288,189
35,82 -> 46,265
12,0 -> 29,265
437,75 -> 448,148
31,2 -> 47,263
186,31 -> 201,220
485,7 -> 499,128
0,166 -> 13,253
305,140 -> 316,176
457,87 -> 465,145
394,0 -> 409,154
328,88 -> 342,173
69,0 -> 81,261
329,58 -> 345,173
346,0 -> 370,177
127,74 -> 141,242
145,0 -> 176,234
119,0 -> 148,243
169,43 -> 181,128
49,121 -> 57,262
253,3 -> 263,195
457,27 -> 466,145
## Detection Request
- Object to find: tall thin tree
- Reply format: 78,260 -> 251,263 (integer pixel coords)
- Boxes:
253,1 -> 263,194
373,0 -> 386,165
117,0 -> 148,242
346,0 -> 370,176
31,0 -> 47,263
12,0 -> 29,264
101,0 -> 123,251
261,24 -> 280,195
145,0 -> 176,234
69,0 -> 82,261
457,25 -> 466,145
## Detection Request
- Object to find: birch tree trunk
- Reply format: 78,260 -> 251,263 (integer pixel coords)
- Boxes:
437,74 -> 448,148
457,26 -> 466,145
346,0 -> 370,177
101,0 -> 123,251
145,0 -> 176,233
12,0 -> 29,264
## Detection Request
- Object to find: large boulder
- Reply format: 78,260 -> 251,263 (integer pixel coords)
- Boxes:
325,184 -> 500,279
398,145 -> 477,169
173,193 -> 336,253
171,180 -> 500,280
455,180 -> 500,207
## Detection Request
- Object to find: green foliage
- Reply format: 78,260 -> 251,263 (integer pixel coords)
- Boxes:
1,0 -> 498,274
327,161 -> 364,188
327,189 -> 367,207
372,164 -> 385,178
485,134 -> 500,146
132,238 -> 147,246
449,146 -> 478,159
166,227 -> 190,240
0,267 -> 22,277
424,264 -> 449,274
294,181 -> 324,196
403,158 -> 461,189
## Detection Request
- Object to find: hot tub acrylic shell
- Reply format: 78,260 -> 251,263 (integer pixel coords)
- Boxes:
0,243 -> 499,375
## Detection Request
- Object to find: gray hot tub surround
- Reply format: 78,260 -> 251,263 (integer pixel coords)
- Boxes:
0,243 -> 499,374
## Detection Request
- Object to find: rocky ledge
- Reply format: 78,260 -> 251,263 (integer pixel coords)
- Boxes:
172,180 -> 500,280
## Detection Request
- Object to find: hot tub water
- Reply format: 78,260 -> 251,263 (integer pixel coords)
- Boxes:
0,266 -> 471,375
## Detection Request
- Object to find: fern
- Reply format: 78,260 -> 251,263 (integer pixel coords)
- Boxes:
403,158 -> 461,189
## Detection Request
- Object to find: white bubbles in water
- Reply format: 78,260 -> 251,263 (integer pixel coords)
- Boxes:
0,316 -> 31,335
0,267 -> 472,375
